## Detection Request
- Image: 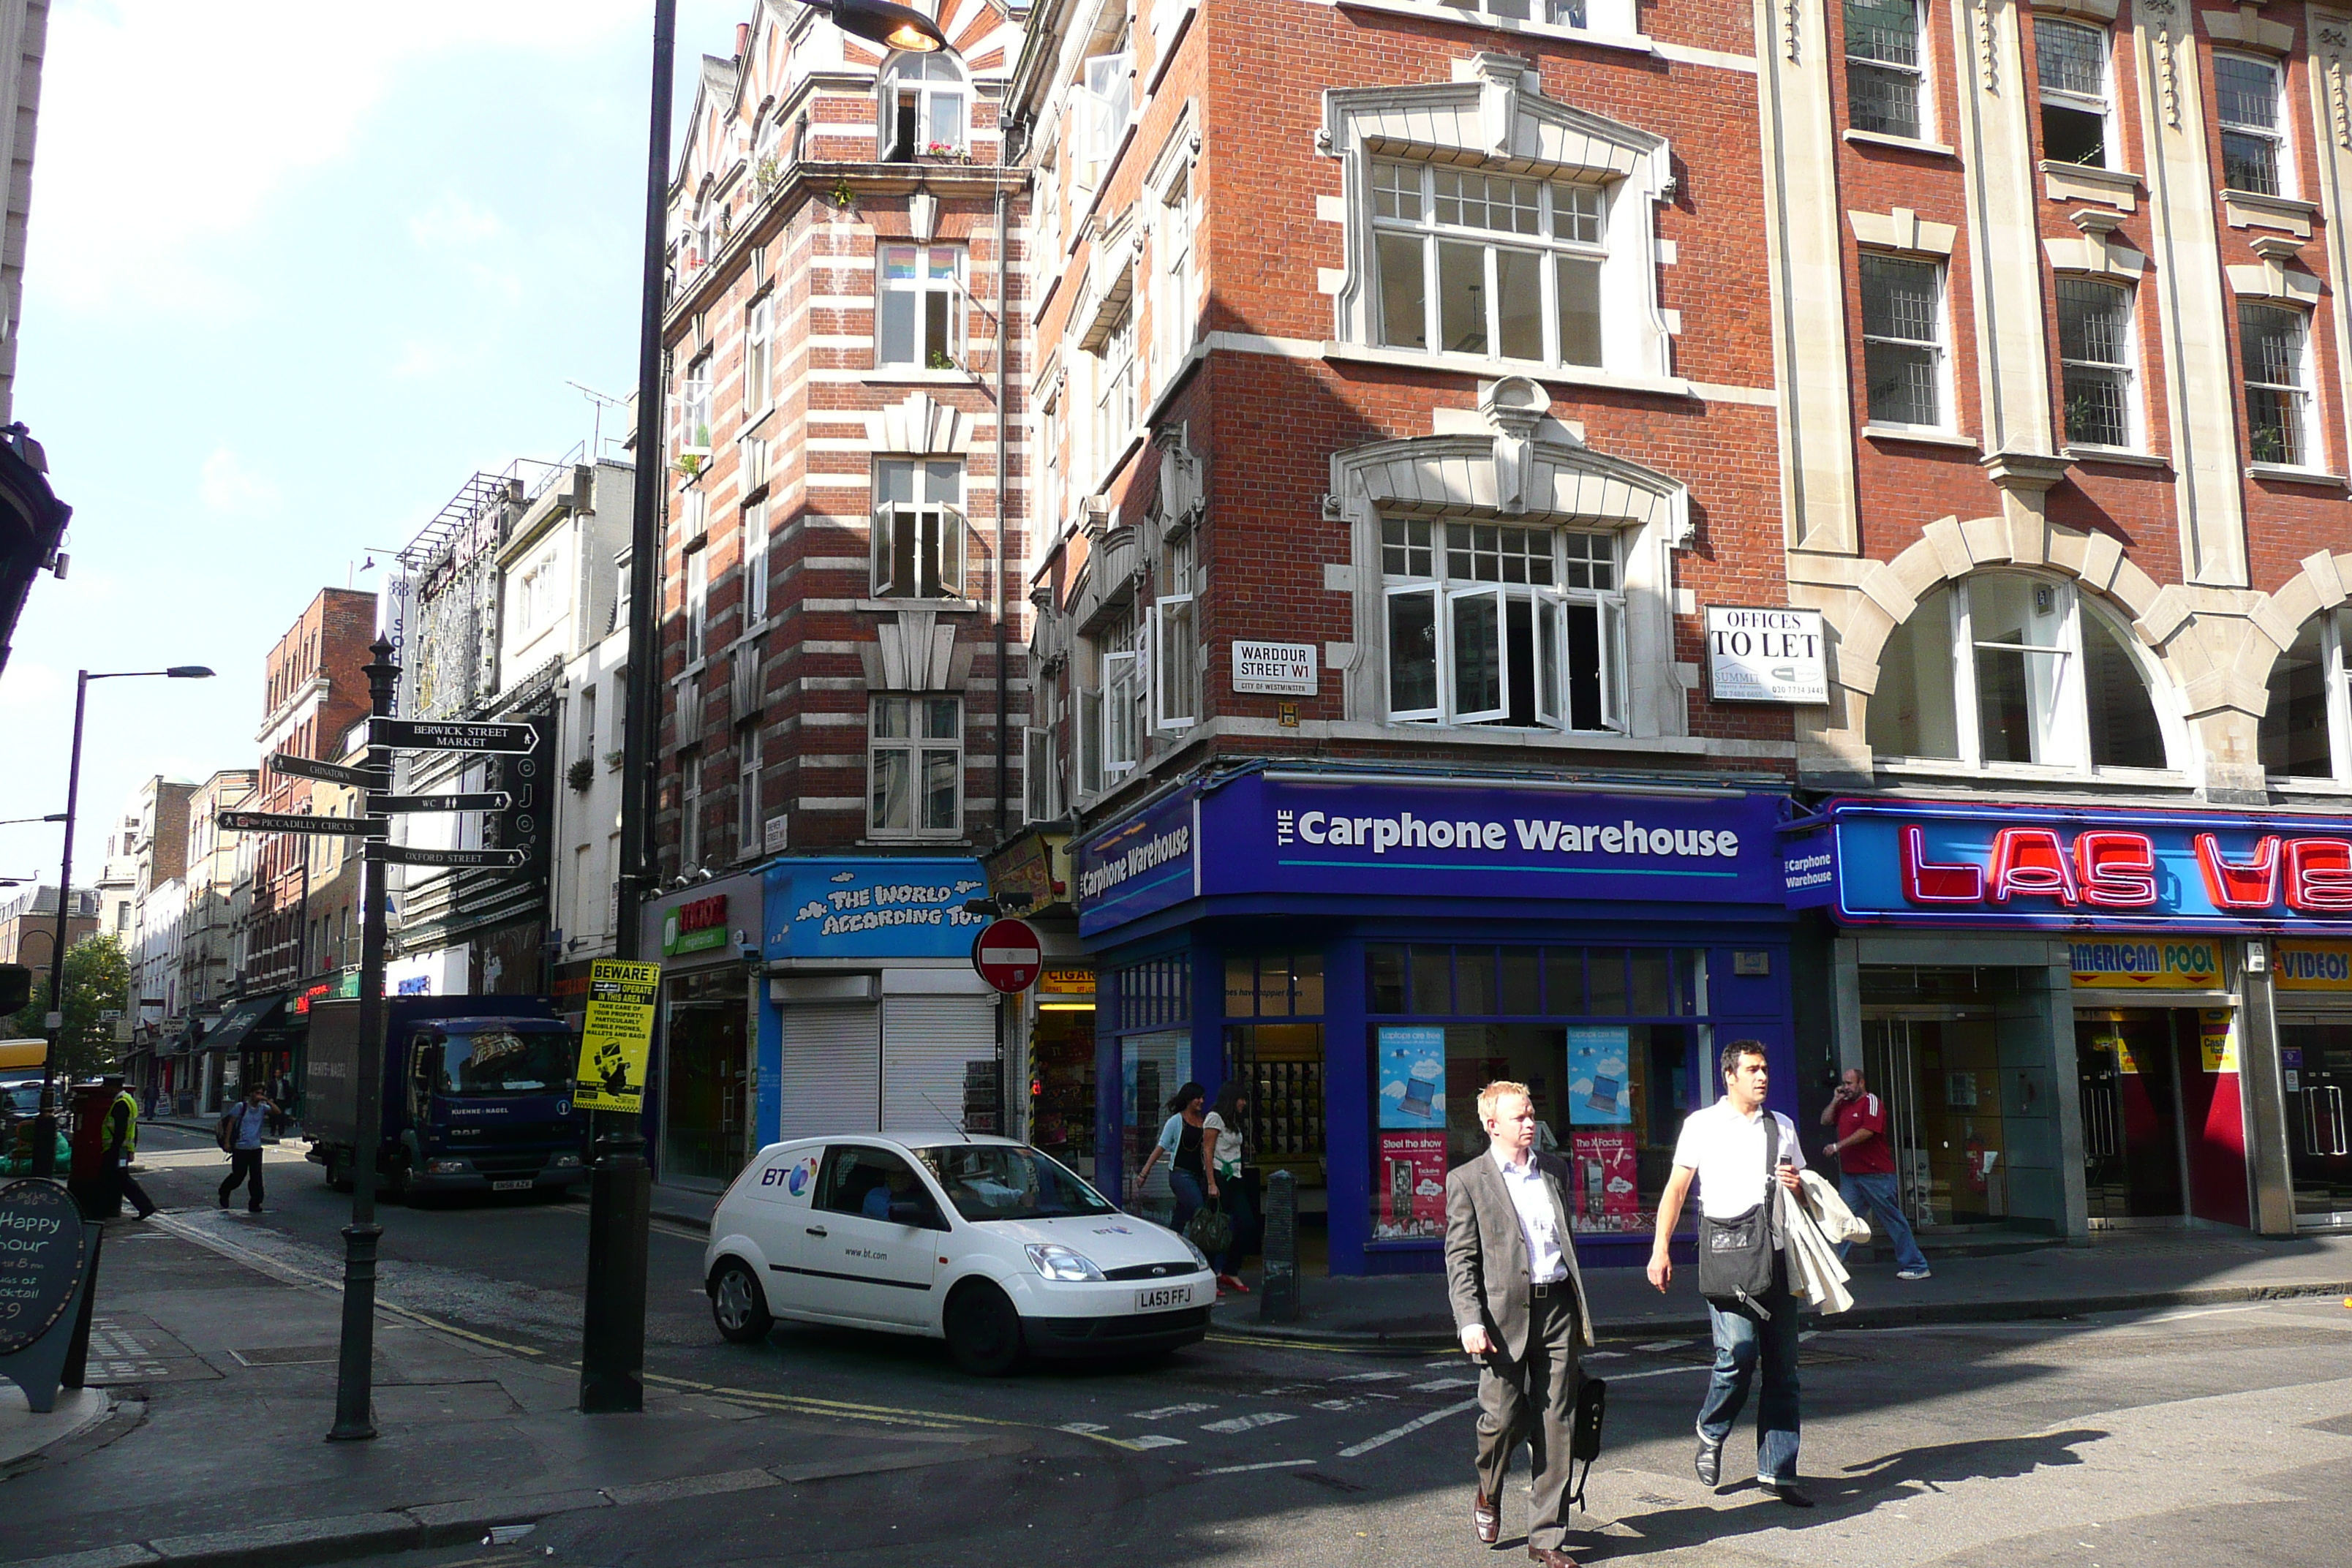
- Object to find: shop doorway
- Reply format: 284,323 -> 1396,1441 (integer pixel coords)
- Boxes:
2277,1017 -> 2352,1226
661,973 -> 750,1188
2073,1010 -> 2188,1224
1861,1013 -> 2016,1229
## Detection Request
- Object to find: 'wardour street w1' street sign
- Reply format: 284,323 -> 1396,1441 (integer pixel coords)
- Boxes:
370,717 -> 539,754
374,844 -> 529,870
219,810 -> 389,837
367,791 -> 512,814
267,752 -> 386,789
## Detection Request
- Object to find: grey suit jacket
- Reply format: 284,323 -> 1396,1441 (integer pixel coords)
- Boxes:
1444,1148 -> 1593,1360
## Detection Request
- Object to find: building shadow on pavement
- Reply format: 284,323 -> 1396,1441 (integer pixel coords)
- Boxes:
1569,1427 -> 2110,1560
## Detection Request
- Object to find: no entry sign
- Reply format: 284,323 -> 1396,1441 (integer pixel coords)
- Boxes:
970,917 -> 1044,993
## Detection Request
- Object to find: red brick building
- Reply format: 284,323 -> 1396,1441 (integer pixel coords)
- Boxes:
235,587 -> 376,995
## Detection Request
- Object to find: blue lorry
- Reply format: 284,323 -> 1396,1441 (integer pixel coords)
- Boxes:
301,995 -> 590,1201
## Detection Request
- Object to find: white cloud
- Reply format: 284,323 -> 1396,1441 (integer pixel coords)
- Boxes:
31,1 -> 646,314
198,448 -> 279,516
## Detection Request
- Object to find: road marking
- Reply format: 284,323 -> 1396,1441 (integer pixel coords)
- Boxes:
1337,1398 -> 1478,1458
1584,1350 -> 1627,1360
1201,1412 -> 1296,1433
1410,1377 -> 1476,1390
1605,1363 -> 1714,1382
1128,1434 -> 1188,1450
1635,1340 -> 1687,1352
1335,1371 -> 1407,1382
1199,1458 -> 1317,1474
1129,1402 -> 1215,1420
1058,1422 -> 1109,1434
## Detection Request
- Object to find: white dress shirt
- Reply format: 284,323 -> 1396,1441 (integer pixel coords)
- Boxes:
1670,1098 -> 1806,1221
1490,1145 -> 1568,1284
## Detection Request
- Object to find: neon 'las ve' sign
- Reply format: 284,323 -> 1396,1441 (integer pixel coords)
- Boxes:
1899,826 -> 2184,908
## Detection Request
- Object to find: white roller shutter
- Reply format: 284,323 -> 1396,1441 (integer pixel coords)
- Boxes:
777,1002 -> 880,1139
882,993 -> 999,1134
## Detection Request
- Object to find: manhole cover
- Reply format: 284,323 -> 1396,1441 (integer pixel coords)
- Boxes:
229,1346 -> 339,1366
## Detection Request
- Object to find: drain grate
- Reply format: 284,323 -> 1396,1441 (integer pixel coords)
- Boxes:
228,1346 -> 339,1367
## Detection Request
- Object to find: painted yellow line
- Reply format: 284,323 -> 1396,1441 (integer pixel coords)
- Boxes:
639,1371 -> 1153,1450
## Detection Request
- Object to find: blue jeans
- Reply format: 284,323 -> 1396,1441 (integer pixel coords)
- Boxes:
1169,1169 -> 1205,1234
1697,1259 -> 1801,1484
1836,1171 -> 1929,1273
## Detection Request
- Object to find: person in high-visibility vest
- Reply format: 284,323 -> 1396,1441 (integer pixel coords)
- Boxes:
99,1074 -> 157,1220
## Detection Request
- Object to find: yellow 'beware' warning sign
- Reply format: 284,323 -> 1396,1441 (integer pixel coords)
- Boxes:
573,960 -> 660,1113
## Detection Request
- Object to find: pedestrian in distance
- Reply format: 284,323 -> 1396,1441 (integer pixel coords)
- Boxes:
218,1084 -> 276,1213
1820,1066 -> 1931,1281
1648,1039 -> 1812,1507
1447,1080 -> 1593,1567
1200,1079 -> 1256,1296
100,1074 -> 157,1220
1131,1081 -> 1208,1233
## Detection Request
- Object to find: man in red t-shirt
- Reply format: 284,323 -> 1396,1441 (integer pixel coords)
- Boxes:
1818,1068 -> 1930,1279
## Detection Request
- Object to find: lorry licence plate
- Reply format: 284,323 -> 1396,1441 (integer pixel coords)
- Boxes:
1134,1284 -> 1191,1311
491,1180 -> 531,1191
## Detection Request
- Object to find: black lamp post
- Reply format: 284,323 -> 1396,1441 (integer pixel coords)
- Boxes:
28,666 -> 214,1179
581,0 -> 957,1417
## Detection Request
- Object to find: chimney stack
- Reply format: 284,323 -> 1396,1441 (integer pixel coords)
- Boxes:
736,22 -> 750,59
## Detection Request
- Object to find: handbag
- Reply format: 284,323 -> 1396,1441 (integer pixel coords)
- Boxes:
1566,1375 -> 1607,1513
1695,1109 -> 1781,1313
1185,1198 -> 1232,1256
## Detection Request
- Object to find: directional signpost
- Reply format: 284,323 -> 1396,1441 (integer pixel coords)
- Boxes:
368,791 -> 511,814
268,752 -> 385,789
371,717 -> 538,753
374,845 -> 528,870
219,810 -> 388,837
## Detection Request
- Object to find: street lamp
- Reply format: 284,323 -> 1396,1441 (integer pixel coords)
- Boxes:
27,665 -> 214,1179
802,0 -> 949,52
0,814 -> 69,826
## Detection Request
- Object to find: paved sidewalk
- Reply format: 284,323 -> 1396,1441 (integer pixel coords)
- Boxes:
1211,1227 -> 2352,1344
0,1214 -> 1048,1568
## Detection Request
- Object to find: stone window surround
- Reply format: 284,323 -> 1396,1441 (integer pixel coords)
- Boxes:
1329,375 -> 1693,745
1322,52 -> 1676,384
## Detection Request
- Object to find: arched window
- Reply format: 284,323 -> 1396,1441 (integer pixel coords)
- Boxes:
2261,613 -> 2345,780
878,52 -> 966,162
1867,571 -> 2170,772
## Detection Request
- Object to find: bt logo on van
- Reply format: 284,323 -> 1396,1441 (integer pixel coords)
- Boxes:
759,1156 -> 819,1195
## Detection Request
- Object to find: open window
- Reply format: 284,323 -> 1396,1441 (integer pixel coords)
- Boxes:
2034,17 -> 2112,169
879,52 -> 967,162
871,459 -> 965,599
1868,573 -> 2171,773
1380,519 -> 1623,731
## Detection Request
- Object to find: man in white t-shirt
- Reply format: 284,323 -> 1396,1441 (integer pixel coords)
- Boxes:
1646,1039 -> 1811,1507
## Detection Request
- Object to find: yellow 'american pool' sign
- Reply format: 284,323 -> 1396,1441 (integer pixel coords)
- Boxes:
2069,939 -> 2220,990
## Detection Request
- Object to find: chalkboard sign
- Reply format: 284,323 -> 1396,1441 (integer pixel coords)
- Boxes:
0,1179 -> 90,1355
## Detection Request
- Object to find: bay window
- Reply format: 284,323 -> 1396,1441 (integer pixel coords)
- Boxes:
2241,302 -> 2315,469
736,727 -> 763,859
1436,0 -> 1610,23
870,696 -> 962,839
1867,573 -> 2170,772
1093,306 -> 1137,467
878,245 -> 965,369
679,355 -> 712,456
684,546 -> 709,664
1373,160 -> 1605,368
879,53 -> 966,162
1382,519 -> 1623,731
872,459 -> 965,599
743,499 -> 769,622
744,295 -> 772,411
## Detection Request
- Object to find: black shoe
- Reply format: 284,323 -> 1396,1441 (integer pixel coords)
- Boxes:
1695,1434 -> 1723,1489
1763,1480 -> 1814,1508
217,1193 -> 229,1209
248,1206 -> 264,1214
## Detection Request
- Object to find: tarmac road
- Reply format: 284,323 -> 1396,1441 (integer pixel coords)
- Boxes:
101,1123 -> 2352,1567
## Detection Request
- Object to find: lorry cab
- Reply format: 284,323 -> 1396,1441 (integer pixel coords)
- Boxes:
401,1016 -> 587,1196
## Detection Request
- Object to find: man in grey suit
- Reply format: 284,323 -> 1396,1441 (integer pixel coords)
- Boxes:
1447,1080 -> 1592,1566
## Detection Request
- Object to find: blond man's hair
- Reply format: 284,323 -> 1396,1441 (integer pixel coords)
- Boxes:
1477,1080 -> 1533,1126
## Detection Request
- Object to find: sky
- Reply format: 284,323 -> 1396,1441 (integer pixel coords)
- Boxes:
0,0 -> 752,886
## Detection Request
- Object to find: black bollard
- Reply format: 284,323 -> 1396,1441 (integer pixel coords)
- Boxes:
579,1131 -> 652,1412
1259,1167 -> 1299,1324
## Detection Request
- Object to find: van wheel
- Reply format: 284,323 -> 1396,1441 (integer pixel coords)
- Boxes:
384,1158 -> 413,1205
325,1155 -> 353,1194
944,1282 -> 1023,1376
709,1259 -> 772,1344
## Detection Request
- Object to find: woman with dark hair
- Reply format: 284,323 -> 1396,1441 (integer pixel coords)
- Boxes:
1201,1079 -> 1256,1294
1133,1080 -> 1208,1231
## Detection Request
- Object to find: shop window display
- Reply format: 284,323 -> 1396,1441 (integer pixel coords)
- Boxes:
1116,951 -> 1191,1224
1224,951 -> 1329,1206
1366,943 -> 1708,1241
1028,976 -> 1098,1176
